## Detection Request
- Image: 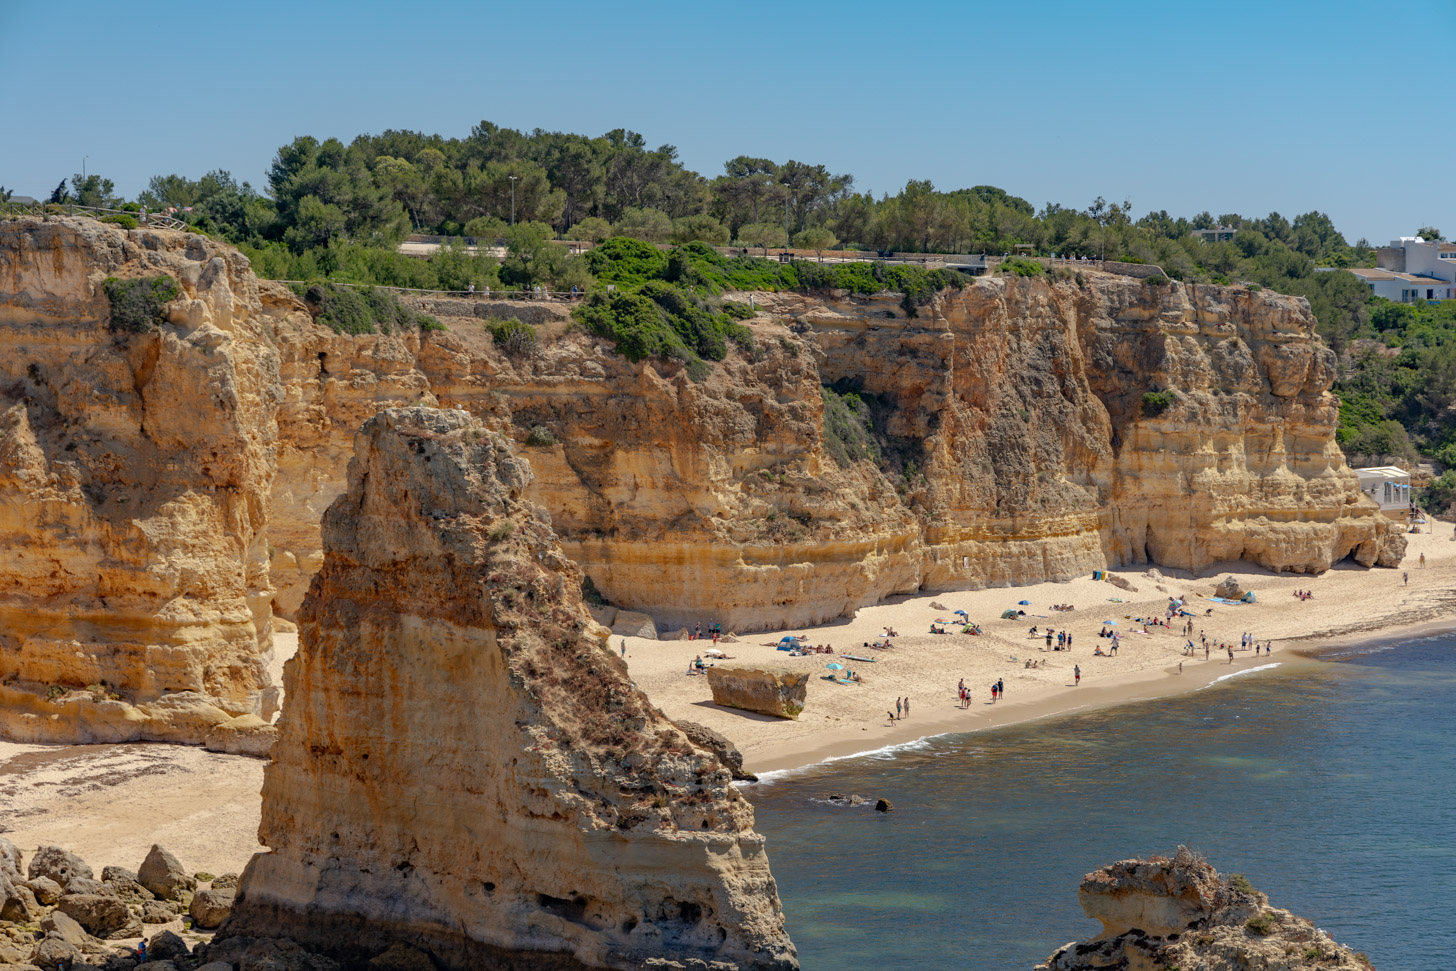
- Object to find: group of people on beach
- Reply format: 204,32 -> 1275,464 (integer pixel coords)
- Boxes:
1029,627 -> 1075,651
688,621 -> 722,643
1292,589 -> 1314,600
888,696 -> 912,721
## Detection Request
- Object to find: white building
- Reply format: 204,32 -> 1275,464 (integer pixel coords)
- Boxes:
1338,236 -> 1456,303
1353,466 -> 1412,514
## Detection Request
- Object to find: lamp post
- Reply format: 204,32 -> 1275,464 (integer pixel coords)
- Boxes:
509,175 -> 517,226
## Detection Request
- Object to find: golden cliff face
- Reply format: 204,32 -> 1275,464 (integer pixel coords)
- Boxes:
0,218 -> 278,742
261,275 -> 1400,634
219,407 -> 797,970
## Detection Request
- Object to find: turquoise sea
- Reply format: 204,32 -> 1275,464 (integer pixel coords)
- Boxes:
744,636 -> 1456,970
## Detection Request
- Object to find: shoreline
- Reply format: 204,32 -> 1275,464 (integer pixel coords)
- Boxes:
2,528 -> 1452,876
624,527 -> 1456,779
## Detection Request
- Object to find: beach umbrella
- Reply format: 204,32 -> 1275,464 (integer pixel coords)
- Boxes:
1018,600 -> 1031,605
1103,620 -> 1118,625
954,609 -> 968,617
825,662 -> 845,671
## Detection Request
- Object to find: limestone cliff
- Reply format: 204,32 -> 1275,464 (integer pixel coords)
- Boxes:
0,217 -> 278,742
219,407 -> 796,970
261,275 -> 1400,633
1037,847 -> 1374,970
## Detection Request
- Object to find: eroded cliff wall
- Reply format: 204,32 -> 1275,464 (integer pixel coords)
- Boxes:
219,407 -> 796,970
0,218 -> 278,742
260,274 -> 1401,633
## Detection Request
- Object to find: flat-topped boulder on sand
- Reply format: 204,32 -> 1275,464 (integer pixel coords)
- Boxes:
706,666 -> 809,719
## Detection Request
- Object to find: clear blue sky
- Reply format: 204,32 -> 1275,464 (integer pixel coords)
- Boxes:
2,0 -> 1450,243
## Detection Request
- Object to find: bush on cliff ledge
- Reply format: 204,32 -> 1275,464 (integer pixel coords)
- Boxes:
1141,390 -> 1175,416
296,282 -> 444,335
102,275 -> 179,334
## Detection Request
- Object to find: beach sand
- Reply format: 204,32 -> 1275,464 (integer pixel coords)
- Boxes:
1,525 -> 1450,876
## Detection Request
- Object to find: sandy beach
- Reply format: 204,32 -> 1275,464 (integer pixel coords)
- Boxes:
2,525 -> 1451,877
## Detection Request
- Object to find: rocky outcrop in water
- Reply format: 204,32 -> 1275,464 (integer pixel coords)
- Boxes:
0,217 -> 278,743
1037,847 -> 1374,970
217,407 -> 796,970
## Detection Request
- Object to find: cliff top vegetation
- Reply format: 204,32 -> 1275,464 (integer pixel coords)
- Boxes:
18,119 -> 1453,500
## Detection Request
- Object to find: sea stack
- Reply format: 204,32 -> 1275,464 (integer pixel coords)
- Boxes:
217,407 -> 797,970
1037,847 -> 1374,970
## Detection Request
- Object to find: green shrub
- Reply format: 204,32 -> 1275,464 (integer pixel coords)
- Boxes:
821,388 -> 879,467
1247,283 -> 1263,292
524,425 -> 557,446
1144,273 -> 1169,286
488,521 -> 515,542
100,213 -> 138,229
1227,873 -> 1255,894
296,282 -> 443,335
1141,390 -> 1175,416
1245,912 -> 1276,936
102,275 -> 179,334
999,256 -> 1045,277
489,318 -> 538,357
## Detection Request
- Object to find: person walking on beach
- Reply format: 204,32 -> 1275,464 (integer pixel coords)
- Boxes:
1404,571 -> 1409,585
1420,552 -> 1426,567
1205,643 -> 1210,661
896,698 -> 902,719
1074,664 -> 1081,686
904,697 -> 911,717
620,638 -> 627,658
990,682 -> 998,703
1228,646 -> 1235,664
996,679 -> 1004,700
887,710 -> 896,724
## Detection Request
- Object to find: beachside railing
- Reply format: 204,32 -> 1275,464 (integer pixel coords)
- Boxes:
271,280 -> 588,301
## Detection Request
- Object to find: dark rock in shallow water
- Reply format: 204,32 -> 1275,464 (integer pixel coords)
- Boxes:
875,798 -> 893,812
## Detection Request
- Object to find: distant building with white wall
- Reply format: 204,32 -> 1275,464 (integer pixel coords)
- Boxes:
1353,466 -> 1412,516
1336,236 -> 1456,302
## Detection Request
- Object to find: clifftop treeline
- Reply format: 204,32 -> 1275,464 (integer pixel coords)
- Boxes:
21,118 -> 1454,497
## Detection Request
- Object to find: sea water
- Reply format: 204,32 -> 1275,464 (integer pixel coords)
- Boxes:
744,637 -> 1456,969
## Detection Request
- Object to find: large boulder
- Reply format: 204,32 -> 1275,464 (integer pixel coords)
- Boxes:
203,715 -> 279,758
26,875 -> 64,905
610,609 -> 658,639
28,845 -> 94,888
137,845 -> 195,900
1214,575 -> 1245,600
706,665 -> 809,719
1037,847 -> 1370,971
41,909 -> 91,948
31,937 -> 81,971
56,893 -> 138,938
188,887 -> 235,929
147,930 -> 191,961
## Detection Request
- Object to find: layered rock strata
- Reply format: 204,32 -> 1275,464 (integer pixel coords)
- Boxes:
706,667 -> 809,719
218,407 -> 796,970
260,277 -> 1401,632
0,217 -> 277,742
1037,847 -> 1373,970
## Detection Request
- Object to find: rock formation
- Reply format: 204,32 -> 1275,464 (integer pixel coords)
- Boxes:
258,276 -> 1402,633
706,667 -> 809,719
0,217 -> 278,742
217,407 -> 796,970
0,836 -> 229,967
0,219 -> 1404,667
1037,847 -> 1374,970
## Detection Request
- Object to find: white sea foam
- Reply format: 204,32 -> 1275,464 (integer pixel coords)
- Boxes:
1197,662 -> 1281,689
746,736 -> 941,785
